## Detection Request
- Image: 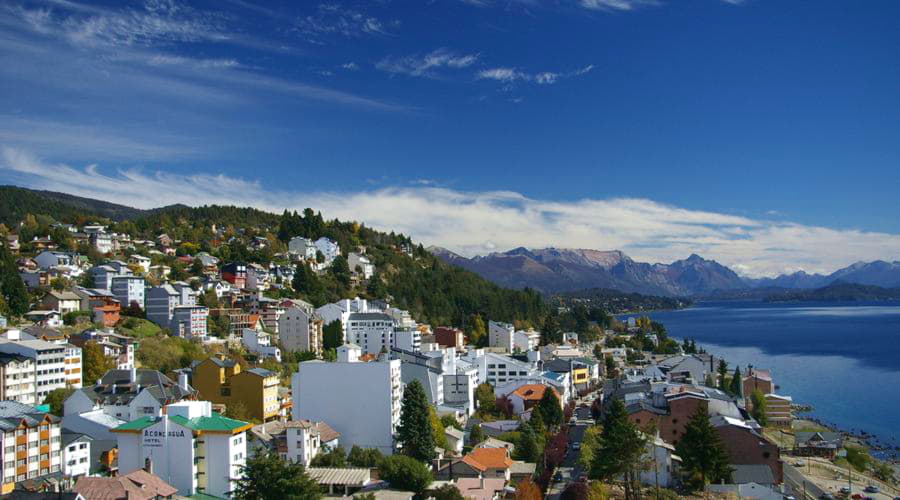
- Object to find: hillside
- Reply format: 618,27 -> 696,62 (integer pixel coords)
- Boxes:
763,282 -> 900,302
553,288 -> 691,313
0,185 -> 152,225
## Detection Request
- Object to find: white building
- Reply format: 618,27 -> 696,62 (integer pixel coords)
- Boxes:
347,252 -> 374,279
61,431 -> 92,480
461,350 -> 540,388
393,328 -> 421,352
488,321 -> 515,352
346,312 -> 395,355
292,345 -> 402,454
314,237 -> 340,266
145,285 -> 180,328
113,400 -> 251,498
639,435 -> 681,488
127,254 -> 151,273
288,236 -> 317,260
89,264 -> 131,291
278,307 -> 323,355
111,275 -> 145,310
513,330 -> 541,352
34,251 -> 77,271
242,329 -> 282,362
392,346 -> 478,416
0,352 -> 36,405
0,338 -> 69,402
246,263 -> 270,291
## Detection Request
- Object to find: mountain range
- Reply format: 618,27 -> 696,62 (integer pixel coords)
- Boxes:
429,246 -> 900,297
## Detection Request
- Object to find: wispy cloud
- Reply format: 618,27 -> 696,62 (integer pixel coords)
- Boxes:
4,146 -> 900,279
477,64 -> 593,86
296,3 -> 392,40
376,49 -> 479,78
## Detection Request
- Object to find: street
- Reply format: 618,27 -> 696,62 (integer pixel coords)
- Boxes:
546,399 -> 596,499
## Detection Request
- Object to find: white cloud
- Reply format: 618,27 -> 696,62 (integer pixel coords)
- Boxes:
4,146 -> 900,279
296,4 -> 392,39
377,49 -> 479,78
341,62 -> 359,70
478,64 -> 593,86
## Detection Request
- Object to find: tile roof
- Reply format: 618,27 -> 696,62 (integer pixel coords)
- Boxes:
511,384 -> 556,401
74,468 -> 178,500
464,447 -> 513,470
308,467 -> 372,487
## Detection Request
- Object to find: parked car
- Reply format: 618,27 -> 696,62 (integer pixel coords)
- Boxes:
819,494 -> 834,500
572,442 -> 581,450
840,487 -> 852,494
795,459 -> 806,467
864,486 -> 880,494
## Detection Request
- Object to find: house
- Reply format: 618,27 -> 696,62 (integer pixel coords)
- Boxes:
68,330 -> 137,369
544,358 -> 591,390
513,330 -> 541,352
170,305 -> 209,340
292,344 -> 402,454
314,237 -> 340,265
112,400 -> 251,498
88,264 -> 130,290
73,468 -> 177,500
508,384 -> 560,415
454,477 -> 507,500
191,356 -> 281,422
145,284 -> 178,326
127,254 -> 151,273
308,468 -> 374,496
61,430 -> 92,479
742,368 -> 774,400
794,431 -> 843,459
93,302 -> 121,328
34,251 -> 77,270
393,327 -> 421,352
0,401 -> 63,495
248,420 -> 340,466
155,233 -> 173,247
288,236 -> 317,260
462,447 -> 513,480
41,290 -> 82,315
444,427 -> 464,455
348,252 -> 374,279
22,310 -> 62,328
64,368 -> 197,438
242,329 -> 281,362
654,355 -> 716,385
434,327 -> 465,349
711,415 -> 782,484
5,233 -> 19,253
638,435 -> 681,488
278,307 -> 324,355
221,262 -> 248,289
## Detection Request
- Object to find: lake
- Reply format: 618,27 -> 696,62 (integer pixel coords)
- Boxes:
621,301 -> 900,458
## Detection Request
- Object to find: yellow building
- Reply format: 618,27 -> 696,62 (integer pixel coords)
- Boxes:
191,356 -> 280,422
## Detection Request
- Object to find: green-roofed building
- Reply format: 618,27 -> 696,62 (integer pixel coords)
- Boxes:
112,400 -> 251,499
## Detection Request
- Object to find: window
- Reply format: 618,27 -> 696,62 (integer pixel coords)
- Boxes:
79,443 -> 87,450
16,459 -> 25,466
4,446 -> 13,453
68,446 -> 75,452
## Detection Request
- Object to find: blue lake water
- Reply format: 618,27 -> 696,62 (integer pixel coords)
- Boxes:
621,301 -> 900,456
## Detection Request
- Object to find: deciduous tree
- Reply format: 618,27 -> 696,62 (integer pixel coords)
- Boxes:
378,455 -> 433,494
82,341 -> 115,386
233,451 -> 322,500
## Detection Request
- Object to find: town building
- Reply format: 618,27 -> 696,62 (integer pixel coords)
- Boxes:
191,357 -> 281,423
127,255 -> 151,274
433,327 -> 465,349
40,291 -> 81,315
69,330 -> 137,370
73,468 -> 177,499
292,345 -> 402,454
0,354 -> 36,408
763,393 -> 792,427
793,431 -> 843,459
508,384 -> 561,416
248,420 -> 340,467
488,321 -> 515,352
111,275 -> 145,310
347,252 -> 374,279
711,415 -> 782,484
221,262 -> 247,289
0,338 -> 72,402
112,400 -> 251,498
170,305 -> 209,340
0,401 -> 62,494
288,237 -> 317,261
346,312 -> 395,355
61,430 -> 92,480
278,307 -> 324,355
314,237 -> 340,266
242,329 -> 281,362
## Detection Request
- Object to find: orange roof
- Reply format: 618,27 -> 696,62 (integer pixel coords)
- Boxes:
511,384 -> 557,401
464,447 -> 513,470
358,353 -> 377,362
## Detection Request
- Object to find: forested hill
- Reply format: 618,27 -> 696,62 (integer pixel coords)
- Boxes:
0,185 -> 552,333
763,282 -> 900,302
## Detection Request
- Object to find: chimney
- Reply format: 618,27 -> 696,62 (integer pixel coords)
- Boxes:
129,366 -> 137,384
178,372 -> 190,392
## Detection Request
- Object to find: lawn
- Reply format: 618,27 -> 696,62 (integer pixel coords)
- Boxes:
118,317 -> 163,338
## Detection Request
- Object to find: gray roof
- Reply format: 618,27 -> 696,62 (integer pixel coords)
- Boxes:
247,368 -> 276,377
0,352 -> 31,365
0,401 -> 58,431
731,464 -> 775,486
308,468 -> 371,487
348,312 -> 393,321
61,429 -> 93,447
85,369 -> 194,406
795,431 -> 842,447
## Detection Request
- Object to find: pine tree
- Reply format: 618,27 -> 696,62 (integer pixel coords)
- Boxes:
749,389 -> 768,426
537,387 -> 563,429
517,422 -> 541,462
397,380 -> 436,462
589,399 -> 647,500
468,424 -> 485,446
729,366 -> 742,398
0,243 -> 28,316
717,359 -> 728,391
676,405 -> 733,492
322,320 -> 343,350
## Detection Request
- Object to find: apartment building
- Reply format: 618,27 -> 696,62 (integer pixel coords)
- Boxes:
0,401 -> 63,494
292,344 -> 402,454
111,275 -> 145,310
192,357 -> 280,422
113,400 -> 251,498
171,305 -> 209,340
0,354 -> 36,405
278,307 -> 323,355
345,312 -> 395,355
0,339 -> 70,402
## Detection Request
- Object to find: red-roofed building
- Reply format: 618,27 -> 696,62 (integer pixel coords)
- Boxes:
509,384 -> 560,415
433,327 -> 465,349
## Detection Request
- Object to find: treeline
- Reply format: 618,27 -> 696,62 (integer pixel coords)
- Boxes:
553,287 -> 690,314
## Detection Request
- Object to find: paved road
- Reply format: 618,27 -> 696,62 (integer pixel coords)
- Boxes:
546,401 -> 596,499
785,463 -> 826,499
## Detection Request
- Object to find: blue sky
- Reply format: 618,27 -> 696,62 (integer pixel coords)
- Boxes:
1,0 -> 899,276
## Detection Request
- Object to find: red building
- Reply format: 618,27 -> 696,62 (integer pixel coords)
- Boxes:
434,327 -> 465,348
221,262 -> 248,289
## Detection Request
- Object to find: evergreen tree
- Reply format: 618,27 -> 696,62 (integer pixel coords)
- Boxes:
43,387 -> 75,416
347,446 -> 384,468
729,366 -> 742,398
330,255 -> 351,290
0,243 -> 28,316
517,422 -> 541,462
676,406 -> 733,491
366,272 -> 387,298
468,424 -> 485,446
432,484 -> 466,500
589,399 -> 647,500
537,387 -> 563,429
716,359 -> 728,391
541,314 -> 562,345
233,451 -> 322,500
396,380 -> 436,462
475,383 -> 496,414
378,455 -> 433,494
322,320 -> 343,350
